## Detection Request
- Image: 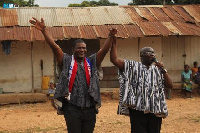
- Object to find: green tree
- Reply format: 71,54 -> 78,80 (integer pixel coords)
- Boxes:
68,0 -> 118,7
81,1 -> 91,7
68,4 -> 82,7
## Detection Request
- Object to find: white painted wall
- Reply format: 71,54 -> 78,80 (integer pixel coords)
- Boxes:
100,37 -> 162,66
162,36 -> 200,82
100,38 -> 139,67
1,36 -> 200,92
0,41 -> 54,93
32,41 -> 54,89
185,36 -> 200,68
0,41 -> 32,92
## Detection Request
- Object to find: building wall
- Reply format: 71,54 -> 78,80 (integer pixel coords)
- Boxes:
0,41 -> 54,93
185,36 -> 200,68
100,37 -> 162,87
162,36 -> 200,82
0,41 -> 32,92
1,36 -> 200,92
32,41 -> 54,89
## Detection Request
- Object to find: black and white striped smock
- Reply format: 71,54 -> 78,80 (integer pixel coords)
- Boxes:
117,60 -> 168,118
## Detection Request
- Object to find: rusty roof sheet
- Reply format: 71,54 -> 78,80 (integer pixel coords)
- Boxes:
176,22 -> 200,36
150,22 -> 172,36
0,27 -> 14,40
0,9 -> 18,26
63,26 -> 81,38
79,26 -> 96,39
124,24 -> 144,38
172,6 -> 195,23
0,5 -> 200,41
137,22 -> 160,36
162,6 -> 185,22
135,7 -> 157,21
162,22 -> 182,35
31,26 -> 44,41
183,5 -> 200,22
14,26 -> 31,41
47,27 -> 64,40
148,7 -> 172,22
124,7 -> 142,22
94,25 -> 128,38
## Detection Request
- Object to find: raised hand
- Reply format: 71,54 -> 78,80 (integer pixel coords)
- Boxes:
29,17 -> 46,32
109,28 -> 117,37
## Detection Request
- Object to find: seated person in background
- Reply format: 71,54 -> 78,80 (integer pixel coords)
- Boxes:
194,66 -> 200,87
181,64 -> 193,98
191,61 -> 198,79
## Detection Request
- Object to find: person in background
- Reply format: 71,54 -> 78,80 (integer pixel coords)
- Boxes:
181,64 -> 193,98
110,37 -> 173,133
191,61 -> 198,79
194,66 -> 200,88
29,17 -> 117,133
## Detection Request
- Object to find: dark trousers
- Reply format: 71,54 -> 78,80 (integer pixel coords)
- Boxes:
63,103 -> 96,133
129,109 -> 162,133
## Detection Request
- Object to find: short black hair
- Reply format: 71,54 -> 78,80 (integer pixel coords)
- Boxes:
184,64 -> 189,68
193,61 -> 198,65
72,39 -> 86,49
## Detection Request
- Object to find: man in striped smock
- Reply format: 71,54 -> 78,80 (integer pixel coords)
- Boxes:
110,38 -> 173,133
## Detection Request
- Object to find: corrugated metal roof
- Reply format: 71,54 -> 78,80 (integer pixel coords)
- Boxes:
138,22 -> 161,35
124,7 -> 142,22
148,7 -> 171,22
162,6 -> 185,22
47,27 -> 64,40
183,5 -> 200,22
162,22 -> 182,35
135,7 -> 157,21
0,9 -> 18,26
172,6 -> 195,23
150,22 -> 172,36
94,25 -> 128,38
124,24 -> 143,38
63,26 -> 81,38
79,25 -> 96,39
176,22 -> 200,36
14,26 -> 31,41
0,5 -> 200,41
0,27 -> 14,40
31,26 -> 44,40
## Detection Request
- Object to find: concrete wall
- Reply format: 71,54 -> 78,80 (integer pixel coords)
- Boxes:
100,37 -> 162,67
0,41 -> 32,92
100,36 -> 200,84
32,41 -> 54,89
100,37 -> 162,87
1,36 -> 200,92
162,36 -> 200,82
0,41 -> 54,93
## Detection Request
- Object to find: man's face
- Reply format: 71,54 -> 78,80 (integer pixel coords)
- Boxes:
141,48 -> 156,66
73,42 -> 87,60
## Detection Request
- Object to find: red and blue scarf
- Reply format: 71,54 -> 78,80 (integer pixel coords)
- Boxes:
68,55 -> 91,93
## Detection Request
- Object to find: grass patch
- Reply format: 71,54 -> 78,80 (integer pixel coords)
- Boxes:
190,116 -> 200,123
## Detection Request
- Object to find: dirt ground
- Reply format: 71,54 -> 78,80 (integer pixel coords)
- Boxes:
1,94 -> 200,133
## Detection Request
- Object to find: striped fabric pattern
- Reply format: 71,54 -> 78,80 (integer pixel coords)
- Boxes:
117,60 -> 168,118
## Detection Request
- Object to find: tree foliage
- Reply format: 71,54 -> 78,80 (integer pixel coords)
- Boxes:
68,0 -> 118,7
0,0 -> 39,7
128,0 -> 200,5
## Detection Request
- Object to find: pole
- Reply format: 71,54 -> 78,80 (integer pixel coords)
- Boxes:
31,42 -> 34,93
